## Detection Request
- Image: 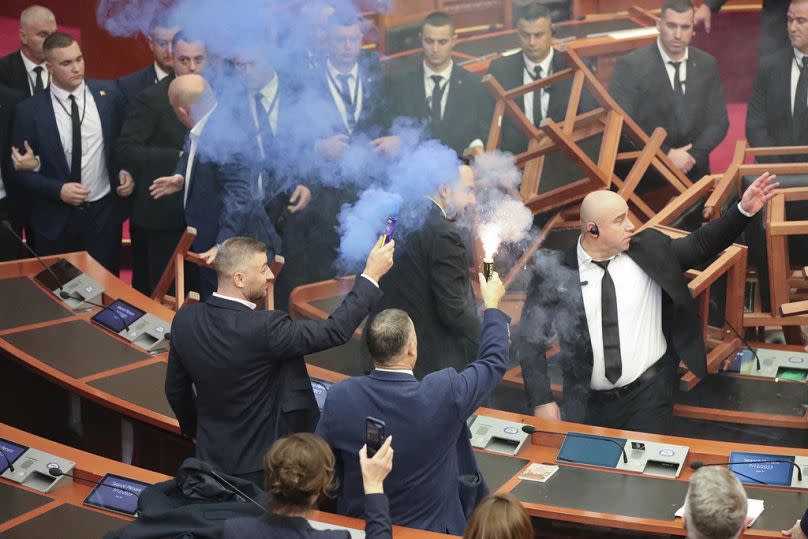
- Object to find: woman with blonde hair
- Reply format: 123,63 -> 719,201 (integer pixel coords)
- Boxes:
463,493 -> 533,539
224,433 -> 393,538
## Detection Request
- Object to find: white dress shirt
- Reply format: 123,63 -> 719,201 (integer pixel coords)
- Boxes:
182,104 -> 217,207
374,368 -> 415,376
792,48 -> 807,115
326,60 -> 363,133
50,82 -> 111,202
424,60 -> 453,120
522,49 -> 553,124
20,51 -> 49,94
212,292 -> 257,310
154,62 -> 170,82
576,237 -> 667,390
657,39 -> 688,94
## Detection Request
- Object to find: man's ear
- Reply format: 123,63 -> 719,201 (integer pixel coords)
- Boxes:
437,184 -> 449,199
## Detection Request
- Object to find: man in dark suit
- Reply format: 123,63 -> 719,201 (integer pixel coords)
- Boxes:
0,85 -> 25,261
0,5 -> 57,96
360,165 -> 480,378
12,32 -> 133,274
387,11 -> 487,157
487,2 -> 597,155
165,234 -> 393,485
150,74 -> 280,297
696,0 -> 788,59
316,272 -> 508,535
116,16 -> 179,111
746,0 -> 808,161
117,33 -> 207,295
516,175 -> 778,433
611,0 -> 728,181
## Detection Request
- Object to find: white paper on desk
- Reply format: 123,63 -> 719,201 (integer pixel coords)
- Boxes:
675,499 -> 765,527
606,27 -> 659,40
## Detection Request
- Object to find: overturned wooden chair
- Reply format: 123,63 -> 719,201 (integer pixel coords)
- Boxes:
151,226 -> 284,311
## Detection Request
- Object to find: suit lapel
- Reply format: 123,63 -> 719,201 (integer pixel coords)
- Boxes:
37,92 -> 70,177
13,52 -> 31,96
442,64 -> 465,126
87,80 -> 117,185
561,245 -> 592,364
626,231 -> 689,305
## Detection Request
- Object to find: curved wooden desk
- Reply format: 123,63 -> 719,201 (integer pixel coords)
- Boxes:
0,253 -> 180,436
0,423 -> 450,538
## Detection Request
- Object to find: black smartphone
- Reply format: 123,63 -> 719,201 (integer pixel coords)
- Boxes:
366,417 -> 385,458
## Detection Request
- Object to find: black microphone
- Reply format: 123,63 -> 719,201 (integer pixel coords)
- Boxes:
197,461 -> 266,513
709,298 -> 760,371
48,467 -> 105,486
1,220 -> 65,296
58,290 -> 131,333
0,449 -> 15,473
521,424 -> 628,464
690,459 -> 802,483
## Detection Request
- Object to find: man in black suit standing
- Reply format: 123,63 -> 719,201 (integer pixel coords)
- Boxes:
12,32 -> 134,274
116,15 -> 179,111
387,11 -> 487,158
487,3 -> 595,155
516,174 -> 778,433
361,165 -> 481,378
117,32 -> 207,295
0,5 -> 57,97
610,0 -> 728,181
0,85 -> 25,261
165,234 -> 393,486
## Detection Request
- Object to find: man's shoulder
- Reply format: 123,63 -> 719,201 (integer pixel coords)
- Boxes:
757,48 -> 792,74
0,50 -> 21,70
488,53 -> 521,75
617,43 -> 659,68
688,47 -> 719,69
14,90 -> 47,117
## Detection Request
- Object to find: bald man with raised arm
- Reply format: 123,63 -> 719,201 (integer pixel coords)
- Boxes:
515,174 -> 778,433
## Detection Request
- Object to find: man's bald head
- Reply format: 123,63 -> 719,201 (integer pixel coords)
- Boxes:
19,5 -> 57,64
436,164 -> 476,219
579,190 -> 635,259
580,190 -> 628,228
168,74 -> 214,128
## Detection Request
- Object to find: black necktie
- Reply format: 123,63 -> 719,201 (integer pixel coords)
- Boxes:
33,66 -> 44,93
668,61 -> 684,96
254,93 -> 274,157
68,95 -> 82,183
793,57 -> 808,142
430,74 -> 444,125
593,259 -> 622,384
532,65 -> 544,127
336,73 -> 356,132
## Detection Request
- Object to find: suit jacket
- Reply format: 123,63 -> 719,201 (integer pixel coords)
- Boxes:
174,105 -> 280,255
316,308 -> 510,535
116,74 -> 187,230
486,51 -> 597,155
116,64 -> 159,110
0,51 -> 32,97
515,205 -> 751,419
388,61 -> 487,156
746,48 -> 808,162
610,44 -> 728,180
165,276 -> 383,475
223,494 -> 392,539
0,85 -> 24,206
12,79 -> 125,241
361,203 -> 481,378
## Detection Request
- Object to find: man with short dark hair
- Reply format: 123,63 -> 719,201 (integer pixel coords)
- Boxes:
116,33 -> 206,295
487,2 -> 595,155
12,32 -> 133,274
0,5 -> 57,96
610,0 -> 728,180
387,11 -> 487,157
684,467 -> 748,539
166,234 -> 393,486
116,15 -> 179,110
317,270 -> 509,535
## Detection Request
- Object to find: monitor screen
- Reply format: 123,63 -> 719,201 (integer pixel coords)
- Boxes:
557,433 -> 627,468
91,300 -> 146,334
34,259 -> 82,292
83,473 -> 151,516
311,378 -> 333,412
0,438 -> 28,474
729,451 -> 795,487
